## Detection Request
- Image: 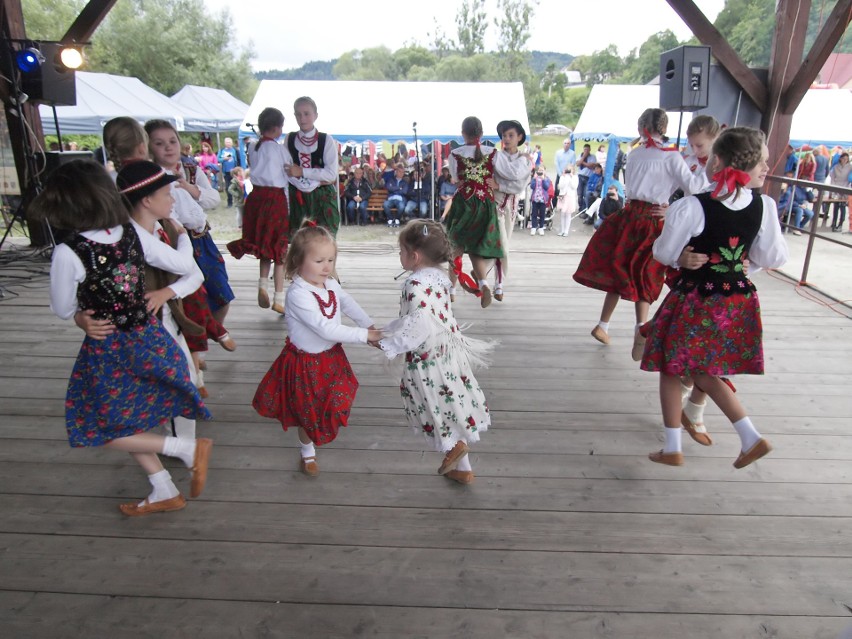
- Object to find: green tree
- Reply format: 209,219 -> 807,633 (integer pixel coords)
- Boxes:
570,45 -> 624,87
334,47 -> 400,81
456,0 -> 488,57
494,0 -> 537,82
22,0 -> 85,40
527,93 -> 563,127
620,30 -> 681,84
713,0 -> 774,67
541,62 -> 567,100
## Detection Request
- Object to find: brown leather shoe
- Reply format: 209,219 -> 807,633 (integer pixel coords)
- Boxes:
648,449 -> 684,466
632,331 -> 647,362
480,285 -> 492,308
493,289 -> 504,302
591,325 -> 609,345
119,494 -> 186,517
733,438 -> 772,469
258,288 -> 271,309
444,470 -> 474,484
300,456 -> 319,477
681,413 -> 713,446
438,441 -> 469,475
190,438 -> 213,498
271,302 -> 285,314
197,385 -> 209,399
218,333 -> 237,352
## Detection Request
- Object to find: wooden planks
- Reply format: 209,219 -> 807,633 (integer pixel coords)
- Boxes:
1,240 -> 851,637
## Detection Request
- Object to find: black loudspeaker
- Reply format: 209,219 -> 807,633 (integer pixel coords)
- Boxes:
659,45 -> 711,112
20,43 -> 77,106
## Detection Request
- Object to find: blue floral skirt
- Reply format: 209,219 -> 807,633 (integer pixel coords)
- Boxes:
191,231 -> 235,312
65,318 -> 211,447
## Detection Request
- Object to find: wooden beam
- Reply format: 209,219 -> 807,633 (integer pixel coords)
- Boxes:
60,0 -> 117,44
665,0 -> 767,110
782,0 -> 852,113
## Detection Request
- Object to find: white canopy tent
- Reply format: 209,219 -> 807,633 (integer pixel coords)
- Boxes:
38,71 -> 196,134
240,80 -> 529,144
788,89 -> 852,148
171,85 -> 250,132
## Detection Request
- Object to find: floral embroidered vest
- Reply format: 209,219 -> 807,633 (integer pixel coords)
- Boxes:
675,192 -> 763,297
455,150 -> 495,202
66,224 -> 149,330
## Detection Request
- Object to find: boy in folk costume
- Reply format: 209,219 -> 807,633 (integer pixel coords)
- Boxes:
284,96 -> 340,237
490,120 -> 534,301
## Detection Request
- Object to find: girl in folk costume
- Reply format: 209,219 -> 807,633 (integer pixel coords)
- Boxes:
284,96 -> 340,237
226,107 -> 290,314
32,160 -> 212,516
490,120 -> 534,302
145,120 -> 237,397
556,165 -> 579,236
445,116 -> 503,308
640,127 -> 788,468
379,220 -> 492,485
252,224 -> 382,476
573,108 -> 709,360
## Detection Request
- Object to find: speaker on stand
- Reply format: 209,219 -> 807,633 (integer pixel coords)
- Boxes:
660,45 -> 711,147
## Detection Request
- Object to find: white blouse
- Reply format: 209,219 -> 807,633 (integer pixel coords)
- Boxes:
448,145 -> 498,182
653,190 -> 789,271
168,179 -> 207,233
285,275 -> 374,354
493,149 -> 534,195
283,128 -> 339,192
625,142 -> 709,204
247,139 -> 289,188
50,224 -> 198,320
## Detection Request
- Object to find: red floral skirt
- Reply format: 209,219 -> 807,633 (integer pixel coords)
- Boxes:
182,285 -> 228,353
252,339 -> 359,445
227,186 -> 289,262
573,200 -> 667,303
640,288 -> 764,376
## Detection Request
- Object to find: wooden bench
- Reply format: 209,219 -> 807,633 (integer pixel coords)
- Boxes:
366,188 -> 388,222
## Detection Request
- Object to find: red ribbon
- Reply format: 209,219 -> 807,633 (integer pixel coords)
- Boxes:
452,256 -> 480,297
697,156 -> 708,166
306,219 -> 317,227
643,129 -> 676,151
711,166 -> 751,198
295,190 -> 305,206
156,228 -> 171,246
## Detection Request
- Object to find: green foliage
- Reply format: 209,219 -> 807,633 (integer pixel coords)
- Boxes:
22,0 -> 85,39
456,0 -> 488,56
714,0 -> 774,66
620,30 -> 680,85
334,47 -> 402,81
562,86 -> 592,126
528,51 -> 574,75
570,45 -> 624,87
494,0 -> 537,82
256,61 -> 336,81
527,94 -> 563,128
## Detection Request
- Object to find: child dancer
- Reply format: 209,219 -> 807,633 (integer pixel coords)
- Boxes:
573,108 -> 708,360
445,116 -> 503,308
226,107 -> 290,314
229,166 -> 247,227
252,224 -> 382,476
490,119 -> 533,301
379,220 -> 492,484
284,97 -> 340,236
556,165 -> 579,236
33,160 -> 212,515
640,127 -> 788,468
144,120 -> 235,325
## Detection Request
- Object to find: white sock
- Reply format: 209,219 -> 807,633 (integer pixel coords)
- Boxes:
300,441 -> 316,459
258,278 -> 267,289
478,279 -> 488,288
680,380 -> 694,401
597,321 -> 609,332
449,286 -> 456,295
635,322 -> 644,333
146,469 -> 180,504
273,292 -> 285,305
733,416 -> 761,451
456,453 -> 472,472
196,369 -> 204,389
663,426 -> 682,453
162,435 -> 196,468
173,416 -> 196,440
683,400 -> 707,432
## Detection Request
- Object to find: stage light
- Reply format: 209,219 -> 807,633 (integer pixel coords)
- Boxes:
15,47 -> 44,73
59,47 -> 83,70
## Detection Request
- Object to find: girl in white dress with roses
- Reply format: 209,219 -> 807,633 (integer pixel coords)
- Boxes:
379,220 -> 493,485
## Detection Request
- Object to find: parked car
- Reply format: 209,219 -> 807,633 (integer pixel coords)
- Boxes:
535,124 -> 571,136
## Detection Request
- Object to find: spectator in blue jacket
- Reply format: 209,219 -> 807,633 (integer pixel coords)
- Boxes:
383,163 -> 409,227
778,171 -> 815,235
405,166 -> 432,219
217,138 -> 241,207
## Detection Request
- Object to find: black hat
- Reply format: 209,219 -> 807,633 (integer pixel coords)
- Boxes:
496,120 -> 526,146
116,160 -> 179,205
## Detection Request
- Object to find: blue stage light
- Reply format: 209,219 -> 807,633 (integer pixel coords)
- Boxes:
15,47 -> 44,73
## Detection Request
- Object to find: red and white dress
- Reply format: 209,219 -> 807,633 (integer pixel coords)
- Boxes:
573,138 -> 709,303
252,275 -> 373,445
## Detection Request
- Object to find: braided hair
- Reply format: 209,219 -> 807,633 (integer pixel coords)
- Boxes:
710,127 -> 766,200
634,108 -> 669,145
398,219 -> 454,266
462,116 -> 484,162
103,117 -> 148,170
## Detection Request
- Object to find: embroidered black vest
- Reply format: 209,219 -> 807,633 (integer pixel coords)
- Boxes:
675,192 -> 763,297
287,132 -> 327,169
66,224 -> 149,330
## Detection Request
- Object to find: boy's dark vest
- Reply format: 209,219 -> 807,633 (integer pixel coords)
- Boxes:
676,191 -> 763,297
287,132 -> 327,169
145,222 -> 204,336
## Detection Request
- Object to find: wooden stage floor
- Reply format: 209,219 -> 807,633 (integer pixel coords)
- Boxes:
1,241 -> 851,638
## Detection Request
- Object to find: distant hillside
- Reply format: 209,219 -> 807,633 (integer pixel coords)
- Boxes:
255,50 -> 575,81
256,60 -> 337,81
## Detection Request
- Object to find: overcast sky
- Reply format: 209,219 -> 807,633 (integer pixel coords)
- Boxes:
203,0 -> 726,72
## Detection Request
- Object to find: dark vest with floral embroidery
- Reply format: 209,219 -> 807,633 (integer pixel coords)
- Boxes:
66,224 -> 149,330
675,192 -> 763,297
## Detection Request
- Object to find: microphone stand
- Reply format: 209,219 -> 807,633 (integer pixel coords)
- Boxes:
413,122 -> 421,218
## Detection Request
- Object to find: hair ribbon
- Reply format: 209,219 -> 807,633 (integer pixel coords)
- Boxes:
711,167 -> 751,198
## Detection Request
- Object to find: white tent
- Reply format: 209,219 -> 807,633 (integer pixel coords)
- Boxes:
789,89 -> 852,148
171,85 -> 250,132
39,71 -> 201,134
240,80 -> 529,144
